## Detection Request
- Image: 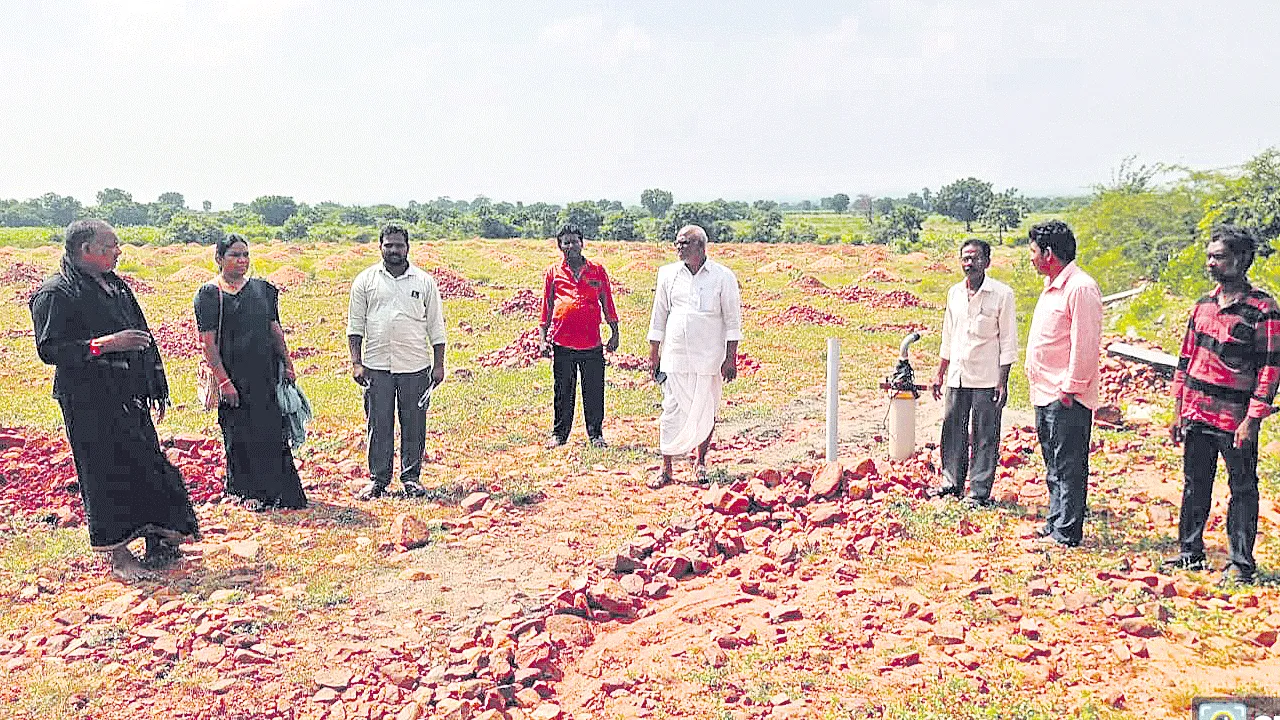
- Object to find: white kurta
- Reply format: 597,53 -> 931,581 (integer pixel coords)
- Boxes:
647,259 -> 742,455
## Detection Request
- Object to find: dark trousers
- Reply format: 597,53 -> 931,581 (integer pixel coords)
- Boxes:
364,367 -> 431,489
1178,422 -> 1259,574
552,345 -> 605,441
1035,399 -> 1093,545
940,387 -> 1003,499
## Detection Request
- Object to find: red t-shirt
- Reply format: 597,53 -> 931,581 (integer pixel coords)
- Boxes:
540,259 -> 619,350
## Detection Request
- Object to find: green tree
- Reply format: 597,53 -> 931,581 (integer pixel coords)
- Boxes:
745,209 -> 783,243
164,212 -> 224,245
1204,147 -> 1280,241
282,214 -> 312,240
873,205 -> 927,250
599,210 -> 642,241
105,202 -> 150,226
35,193 -> 82,226
202,200 -> 212,212
1073,175 -> 1208,293
560,202 -> 605,238
872,197 -> 896,216
248,195 -> 299,226
96,188 -> 133,206
980,189 -> 1028,243
852,194 -> 874,222
338,205 -> 374,226
934,178 -> 994,231
830,193 -> 850,214
640,188 -> 674,219
661,203 -> 733,243
157,192 -> 185,209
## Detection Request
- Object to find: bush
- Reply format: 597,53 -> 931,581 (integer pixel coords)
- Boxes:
599,210 -> 643,241
282,214 -> 311,240
164,213 -> 225,245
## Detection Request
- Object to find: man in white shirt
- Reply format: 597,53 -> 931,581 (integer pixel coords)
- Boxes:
928,239 -> 1018,506
646,225 -> 743,488
347,223 -> 447,500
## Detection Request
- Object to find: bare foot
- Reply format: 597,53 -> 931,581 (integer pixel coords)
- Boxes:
110,547 -> 155,582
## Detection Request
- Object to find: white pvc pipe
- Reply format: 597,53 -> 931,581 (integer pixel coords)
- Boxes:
826,337 -> 839,461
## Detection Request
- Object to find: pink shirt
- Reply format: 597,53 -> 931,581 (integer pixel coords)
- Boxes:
1025,261 -> 1103,409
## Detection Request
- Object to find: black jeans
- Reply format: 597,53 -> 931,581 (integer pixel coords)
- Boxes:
363,367 -> 431,489
552,345 -> 605,441
940,387 -> 1003,500
1035,399 -> 1093,545
1178,422 -> 1259,574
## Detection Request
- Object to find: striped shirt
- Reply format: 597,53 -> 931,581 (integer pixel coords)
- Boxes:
1171,286 -> 1280,434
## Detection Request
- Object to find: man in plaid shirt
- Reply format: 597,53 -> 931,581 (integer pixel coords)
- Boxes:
1166,225 -> 1280,585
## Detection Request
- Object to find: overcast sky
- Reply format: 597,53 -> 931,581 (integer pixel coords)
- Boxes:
2,0 -> 1277,208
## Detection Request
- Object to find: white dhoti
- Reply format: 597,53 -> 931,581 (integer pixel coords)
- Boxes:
659,372 -> 723,457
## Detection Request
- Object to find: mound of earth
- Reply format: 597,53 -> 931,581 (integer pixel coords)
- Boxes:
0,262 -> 48,285
828,285 -> 934,309
498,289 -> 540,317
119,274 -> 156,295
787,275 -> 828,291
765,305 -> 846,327
859,268 -> 902,283
432,267 -> 482,299
756,260 -> 796,274
477,328 -> 543,368
809,255 -> 844,270
169,265 -> 216,283
151,317 -> 204,358
267,266 -> 309,289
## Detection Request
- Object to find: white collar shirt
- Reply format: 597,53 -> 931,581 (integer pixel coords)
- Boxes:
939,275 -> 1018,389
647,258 -> 743,375
346,263 -> 447,374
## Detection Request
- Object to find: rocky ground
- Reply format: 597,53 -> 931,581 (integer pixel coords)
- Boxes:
2,339 -> 1278,719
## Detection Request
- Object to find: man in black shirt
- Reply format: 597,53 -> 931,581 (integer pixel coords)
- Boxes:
30,219 -> 199,581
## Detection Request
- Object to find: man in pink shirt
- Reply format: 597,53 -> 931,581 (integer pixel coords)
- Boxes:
1024,220 -> 1103,548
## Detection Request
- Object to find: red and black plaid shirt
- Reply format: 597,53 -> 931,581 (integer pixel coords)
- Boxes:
1171,285 -> 1280,433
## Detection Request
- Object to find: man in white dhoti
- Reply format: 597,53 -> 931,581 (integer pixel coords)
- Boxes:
646,225 -> 743,488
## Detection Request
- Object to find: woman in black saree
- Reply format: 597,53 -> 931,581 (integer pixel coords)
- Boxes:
30,219 -> 199,581
195,234 -> 307,510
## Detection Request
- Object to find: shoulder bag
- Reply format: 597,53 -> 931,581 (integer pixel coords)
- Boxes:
195,283 -> 224,411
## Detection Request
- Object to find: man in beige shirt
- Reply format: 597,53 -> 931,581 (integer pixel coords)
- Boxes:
929,239 -> 1018,506
347,223 -> 447,500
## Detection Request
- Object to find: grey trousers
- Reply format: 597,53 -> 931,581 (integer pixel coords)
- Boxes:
940,387 -> 1002,500
364,367 -> 431,489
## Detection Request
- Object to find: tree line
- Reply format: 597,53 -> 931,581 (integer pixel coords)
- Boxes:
0,182 -> 1083,247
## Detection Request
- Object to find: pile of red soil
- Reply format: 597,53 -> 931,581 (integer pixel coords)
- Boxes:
432,267 -> 482,300
606,352 -> 649,372
477,328 -> 543,369
764,305 -> 846,327
498,289 -> 541,317
151,317 -> 204,359
0,262 -> 48,285
827,285 -> 934,309
787,275 -> 828,291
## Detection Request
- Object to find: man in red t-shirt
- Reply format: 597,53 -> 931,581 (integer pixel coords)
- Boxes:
539,224 -> 620,448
